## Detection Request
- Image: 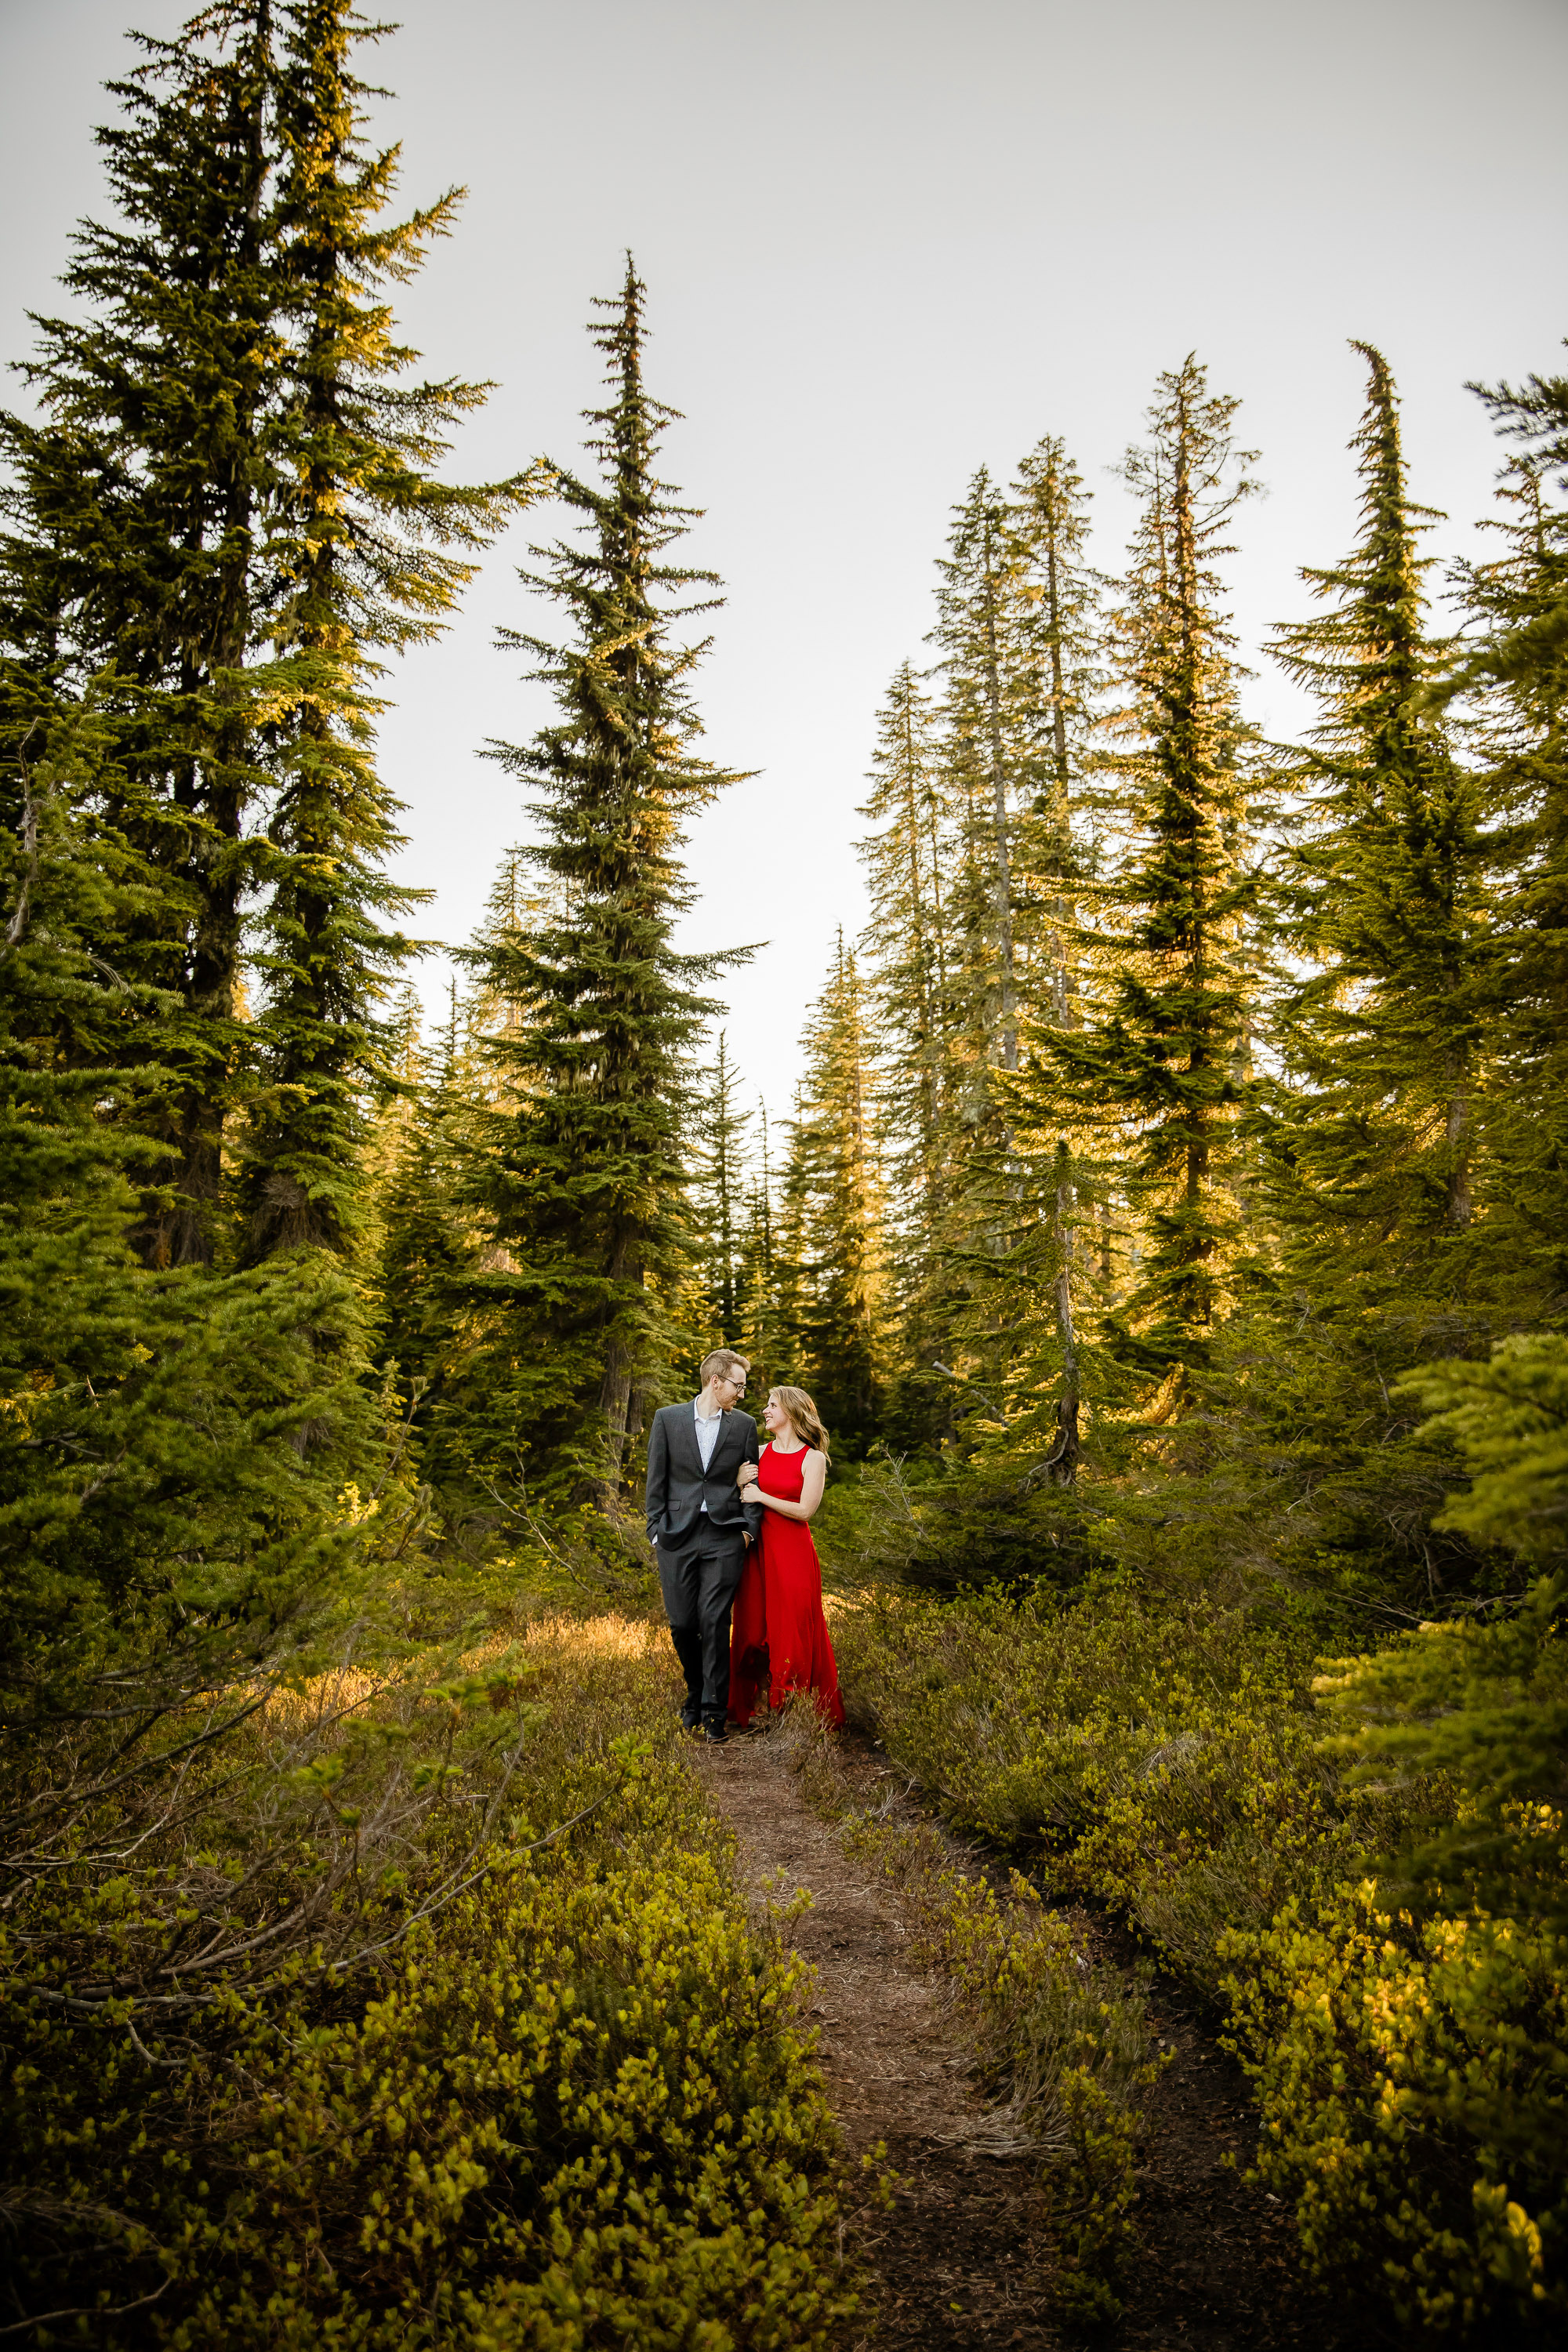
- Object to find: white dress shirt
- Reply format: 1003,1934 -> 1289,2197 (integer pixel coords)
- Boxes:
694,1398 -> 722,1510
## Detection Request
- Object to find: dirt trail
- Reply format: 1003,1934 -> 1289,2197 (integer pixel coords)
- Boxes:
694,1719 -> 1377,2352
692,1720 -> 1059,2351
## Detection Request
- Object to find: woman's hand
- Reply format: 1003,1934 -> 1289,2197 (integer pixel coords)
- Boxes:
735,1461 -> 758,1490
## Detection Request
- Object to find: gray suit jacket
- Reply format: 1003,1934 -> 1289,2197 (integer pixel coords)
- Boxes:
645,1403 -> 763,1549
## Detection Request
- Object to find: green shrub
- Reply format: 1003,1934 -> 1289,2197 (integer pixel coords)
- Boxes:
1221,1881 -> 1565,2337
827,1581 -> 1345,1987
1318,1336 -> 1568,1933
829,1577 -> 1566,2333
0,1617 -> 855,2347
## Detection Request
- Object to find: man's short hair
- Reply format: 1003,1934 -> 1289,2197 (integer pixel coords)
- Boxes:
700,1348 -> 750,1388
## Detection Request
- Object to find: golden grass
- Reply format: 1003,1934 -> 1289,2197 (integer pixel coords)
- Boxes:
259,1612 -> 666,1737
263,1667 -> 389,1730
514,1610 -> 662,1661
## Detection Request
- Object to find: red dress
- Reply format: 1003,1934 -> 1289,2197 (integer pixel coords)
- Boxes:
728,1445 -> 844,1727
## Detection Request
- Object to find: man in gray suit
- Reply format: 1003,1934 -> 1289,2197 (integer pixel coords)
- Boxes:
644,1348 -> 762,1742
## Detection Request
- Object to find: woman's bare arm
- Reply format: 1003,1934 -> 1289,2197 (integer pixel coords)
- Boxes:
744,1450 -> 827,1522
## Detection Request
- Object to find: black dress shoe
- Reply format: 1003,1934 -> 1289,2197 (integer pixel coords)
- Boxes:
701,1715 -> 728,1744
680,1698 -> 702,1733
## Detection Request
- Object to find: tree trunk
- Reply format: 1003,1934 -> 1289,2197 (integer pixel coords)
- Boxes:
980,514 -> 1017,1071
1445,1072 -> 1472,1229
1047,1141 -> 1080,1483
1044,527 -> 1073,1030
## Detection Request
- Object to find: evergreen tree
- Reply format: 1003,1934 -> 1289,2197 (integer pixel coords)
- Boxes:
1267,344 -> 1488,1298
738,1098 -> 793,1381
1011,432 -> 1103,1029
858,661 -> 950,1353
879,479 -> 1031,1441
0,3 -> 523,1272
691,1030 -> 751,1349
791,938 -> 887,1454
853,438 -> 1107,1458
466,260 -> 746,1507
238,0 -> 526,1262
0,5 -> 285,1265
1455,365 -> 1568,1303
930,468 -> 1037,1075
1000,434 -> 1105,1475
1154,349 -> 1498,1617
1053,356 -> 1260,1384
0,583 -> 368,1712
768,1092 -> 817,1399
376,992 -> 477,1415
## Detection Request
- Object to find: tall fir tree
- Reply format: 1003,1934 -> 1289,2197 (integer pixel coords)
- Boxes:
930,468 -> 1037,1076
1011,432 -> 1103,1029
858,661 -> 951,1359
1266,344 -> 1488,1303
0,4 -> 285,1265
790,937 -> 887,1454
1001,433 -> 1105,1473
898,472 -> 1040,1440
1,2 -> 523,1271
238,0 -> 527,1262
466,260 -> 746,1507
1053,356 -> 1259,1385
738,1099 -> 794,1381
1454,365 -> 1568,1305
374,986 -> 479,1421
691,1030 -> 751,1350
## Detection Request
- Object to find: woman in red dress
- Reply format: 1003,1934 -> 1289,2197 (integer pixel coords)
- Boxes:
728,1385 -> 844,1730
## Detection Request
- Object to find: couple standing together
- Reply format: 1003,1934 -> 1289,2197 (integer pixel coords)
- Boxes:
644,1349 -> 844,1743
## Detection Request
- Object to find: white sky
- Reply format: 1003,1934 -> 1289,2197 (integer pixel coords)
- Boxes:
4,0 -> 1566,1126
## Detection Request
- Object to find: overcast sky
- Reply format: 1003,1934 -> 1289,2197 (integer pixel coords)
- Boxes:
3,0 -> 1566,1121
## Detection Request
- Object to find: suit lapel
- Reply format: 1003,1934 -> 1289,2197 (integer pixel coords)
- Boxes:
670,1404 -> 704,1478
706,1413 -> 745,1475
672,1404 -> 750,1481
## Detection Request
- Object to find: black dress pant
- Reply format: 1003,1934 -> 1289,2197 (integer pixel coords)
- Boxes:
655,1526 -> 748,1715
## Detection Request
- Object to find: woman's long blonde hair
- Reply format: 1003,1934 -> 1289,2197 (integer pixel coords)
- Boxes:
769,1385 -> 830,1461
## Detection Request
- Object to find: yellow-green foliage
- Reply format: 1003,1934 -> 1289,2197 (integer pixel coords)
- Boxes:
1314,1576 -> 1567,1930
828,1583 -> 1352,1978
1221,1882 -> 1566,2334
0,1618 -> 854,2347
829,1581 -> 1566,2336
1398,1335 -> 1568,1568
1045,2058 -> 1146,2332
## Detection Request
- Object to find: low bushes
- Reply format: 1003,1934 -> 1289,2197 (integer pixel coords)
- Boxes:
826,1583 -> 1354,1963
0,1615 -> 855,2347
1222,1883 -> 1563,2336
828,1581 -> 1566,2338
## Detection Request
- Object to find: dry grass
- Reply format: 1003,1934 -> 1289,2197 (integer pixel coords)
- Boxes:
263,1664 -> 390,1730
514,1610 -> 662,1660
261,1612 -> 666,1733
454,1610 -> 662,1671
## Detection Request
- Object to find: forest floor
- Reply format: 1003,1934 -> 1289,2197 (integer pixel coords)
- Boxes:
691,1716 -> 1384,2352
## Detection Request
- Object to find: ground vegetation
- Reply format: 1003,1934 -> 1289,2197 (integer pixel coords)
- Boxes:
2,4 -> 1566,2338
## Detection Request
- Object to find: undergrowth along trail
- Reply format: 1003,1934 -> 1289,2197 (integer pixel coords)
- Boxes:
693,1718 -> 1057,2351
816,1578 -> 1564,2343
0,1613 -> 857,2347
697,1699 -> 1381,2350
